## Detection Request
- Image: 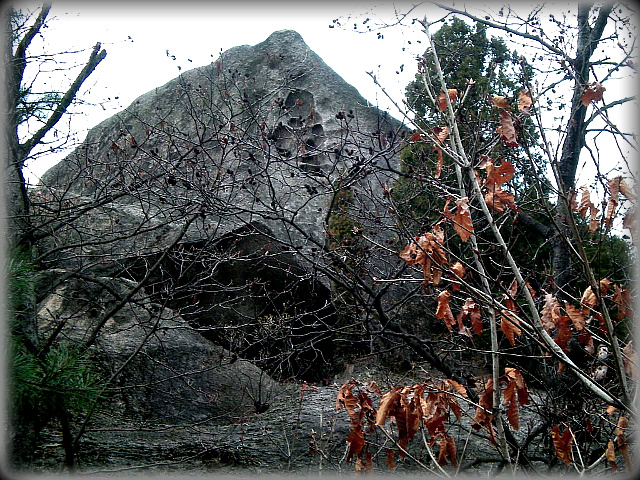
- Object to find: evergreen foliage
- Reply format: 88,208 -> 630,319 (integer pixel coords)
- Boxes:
7,249 -> 105,462
406,18 -> 528,134
11,342 -> 105,414
393,15 -> 633,342
395,19 -> 545,238
394,18 -> 554,276
6,248 -> 34,318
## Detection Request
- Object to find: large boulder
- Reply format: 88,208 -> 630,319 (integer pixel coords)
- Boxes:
40,29 -> 405,265
25,31 -> 417,472
35,269 -> 281,424
34,29 -> 407,381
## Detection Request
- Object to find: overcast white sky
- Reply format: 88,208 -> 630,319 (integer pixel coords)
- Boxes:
18,1 -> 436,184
14,1 -> 637,193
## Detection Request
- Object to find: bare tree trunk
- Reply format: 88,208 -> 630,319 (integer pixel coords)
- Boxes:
552,3 -> 613,299
3,6 -> 36,251
4,4 -> 106,251
4,4 -> 107,469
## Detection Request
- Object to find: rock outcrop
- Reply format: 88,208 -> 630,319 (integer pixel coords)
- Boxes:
35,270 -> 281,424
41,29 -> 405,264
35,28 -> 408,380
29,30 -> 409,472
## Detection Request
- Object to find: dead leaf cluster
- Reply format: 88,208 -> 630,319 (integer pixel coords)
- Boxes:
437,89 -> 458,112
399,224 -> 448,286
337,379 -> 469,471
472,368 -> 529,440
571,177 -> 635,233
541,284 -> 635,377
477,155 -> 520,214
489,93 -> 527,147
442,197 -> 474,242
581,82 -> 606,106
435,290 -> 483,338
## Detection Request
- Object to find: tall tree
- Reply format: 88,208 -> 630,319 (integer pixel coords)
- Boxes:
4,4 -> 106,469
4,4 -> 106,251
398,17 -> 546,234
428,3 -> 630,300
334,2 -> 635,472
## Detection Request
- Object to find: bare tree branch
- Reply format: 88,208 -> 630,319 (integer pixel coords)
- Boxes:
21,42 -> 107,159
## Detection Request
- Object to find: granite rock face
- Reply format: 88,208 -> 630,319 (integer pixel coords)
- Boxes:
30,30 -> 410,472
35,270 -> 281,424
35,29 -> 406,380
41,29 -> 405,263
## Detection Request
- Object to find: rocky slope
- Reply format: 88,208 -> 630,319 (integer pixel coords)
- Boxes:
27,29 -> 411,473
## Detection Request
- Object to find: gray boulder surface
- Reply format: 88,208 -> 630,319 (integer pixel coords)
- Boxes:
35,270 -> 281,424
34,28 -> 408,380
29,29 -> 412,473
40,29 -> 405,264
